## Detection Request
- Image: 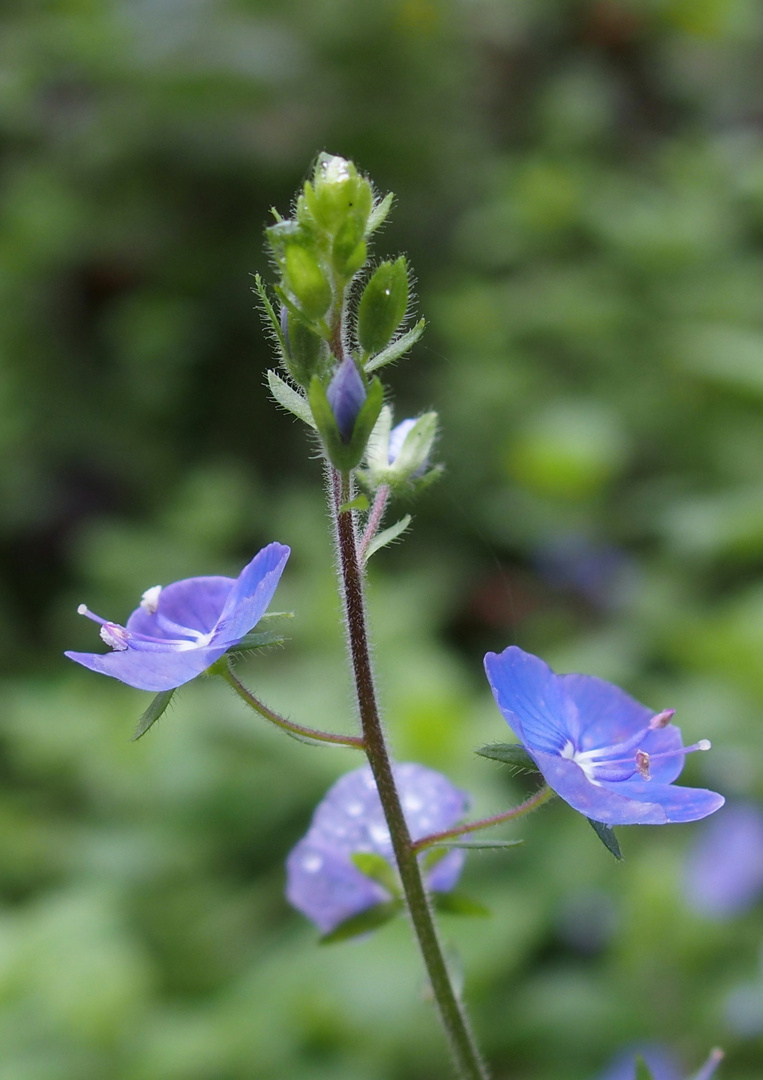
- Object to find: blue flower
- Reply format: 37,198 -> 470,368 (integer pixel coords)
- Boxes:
484,646 -> 724,826
595,1045 -> 722,1080
684,802 -> 763,918
65,543 -> 290,692
286,762 -> 468,934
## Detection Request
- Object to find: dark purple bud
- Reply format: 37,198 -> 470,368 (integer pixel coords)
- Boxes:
326,357 -> 366,441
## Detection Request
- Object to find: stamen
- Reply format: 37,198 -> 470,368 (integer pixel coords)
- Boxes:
635,750 -> 650,780
76,600 -> 107,626
644,739 -> 711,764
649,708 -> 675,730
140,585 -> 162,614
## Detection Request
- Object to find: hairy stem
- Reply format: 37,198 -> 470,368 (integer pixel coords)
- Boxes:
411,785 -> 554,853
359,484 -> 390,561
331,467 -> 490,1080
222,659 -> 365,749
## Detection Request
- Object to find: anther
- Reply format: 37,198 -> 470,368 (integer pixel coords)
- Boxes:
100,623 -> 129,651
635,750 -> 651,780
140,586 -> 162,614
649,709 -> 675,730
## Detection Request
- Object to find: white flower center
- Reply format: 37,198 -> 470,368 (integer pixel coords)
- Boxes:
561,740 -> 602,785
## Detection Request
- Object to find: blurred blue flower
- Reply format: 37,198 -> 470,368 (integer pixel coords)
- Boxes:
484,646 -> 724,826
534,532 -> 634,611
595,1043 -> 682,1080
684,802 -> 763,918
66,543 -> 290,692
286,762 -> 468,934
595,1044 -> 722,1080
326,356 -> 366,440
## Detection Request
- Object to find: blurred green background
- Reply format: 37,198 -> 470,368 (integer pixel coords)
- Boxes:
2,0 -> 762,1077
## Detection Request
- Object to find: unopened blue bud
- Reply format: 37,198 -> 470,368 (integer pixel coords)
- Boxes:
326,357 -> 367,441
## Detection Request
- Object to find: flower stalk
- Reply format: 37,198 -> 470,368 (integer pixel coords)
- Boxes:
411,784 -> 555,854
221,658 -> 365,749
330,467 -> 490,1080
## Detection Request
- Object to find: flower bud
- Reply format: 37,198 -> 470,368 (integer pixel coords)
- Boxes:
362,407 -> 439,492
309,368 -> 384,473
304,154 -> 373,236
357,258 -> 409,355
326,357 -> 367,441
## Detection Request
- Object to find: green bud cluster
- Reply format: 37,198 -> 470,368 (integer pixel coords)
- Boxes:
259,153 -> 429,477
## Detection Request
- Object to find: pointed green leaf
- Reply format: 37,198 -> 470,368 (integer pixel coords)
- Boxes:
428,839 -> 524,851
432,891 -> 491,917
364,318 -> 426,373
366,191 -> 394,235
132,689 -> 175,742
339,494 -> 370,513
319,899 -> 403,944
475,743 -> 539,772
226,629 -> 287,653
351,852 -> 400,896
363,515 -> 412,562
267,370 -> 316,428
587,818 -> 624,861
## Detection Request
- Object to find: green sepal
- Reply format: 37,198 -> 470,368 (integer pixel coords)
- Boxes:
283,245 -> 332,322
331,215 -> 367,281
225,629 -> 287,654
635,1057 -> 657,1080
367,191 -> 394,235
392,412 -> 437,477
282,308 -> 329,386
265,218 -> 302,253
432,891 -> 491,917
131,689 -> 175,742
357,257 -> 409,355
308,373 -> 384,473
427,838 -> 525,851
363,515 -> 411,562
267,370 -> 317,429
319,899 -> 402,944
273,286 -> 330,342
351,852 -> 400,896
252,274 -> 289,362
475,743 -> 540,773
587,818 -> 624,861
248,610 -> 294,631
364,318 -> 426,374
